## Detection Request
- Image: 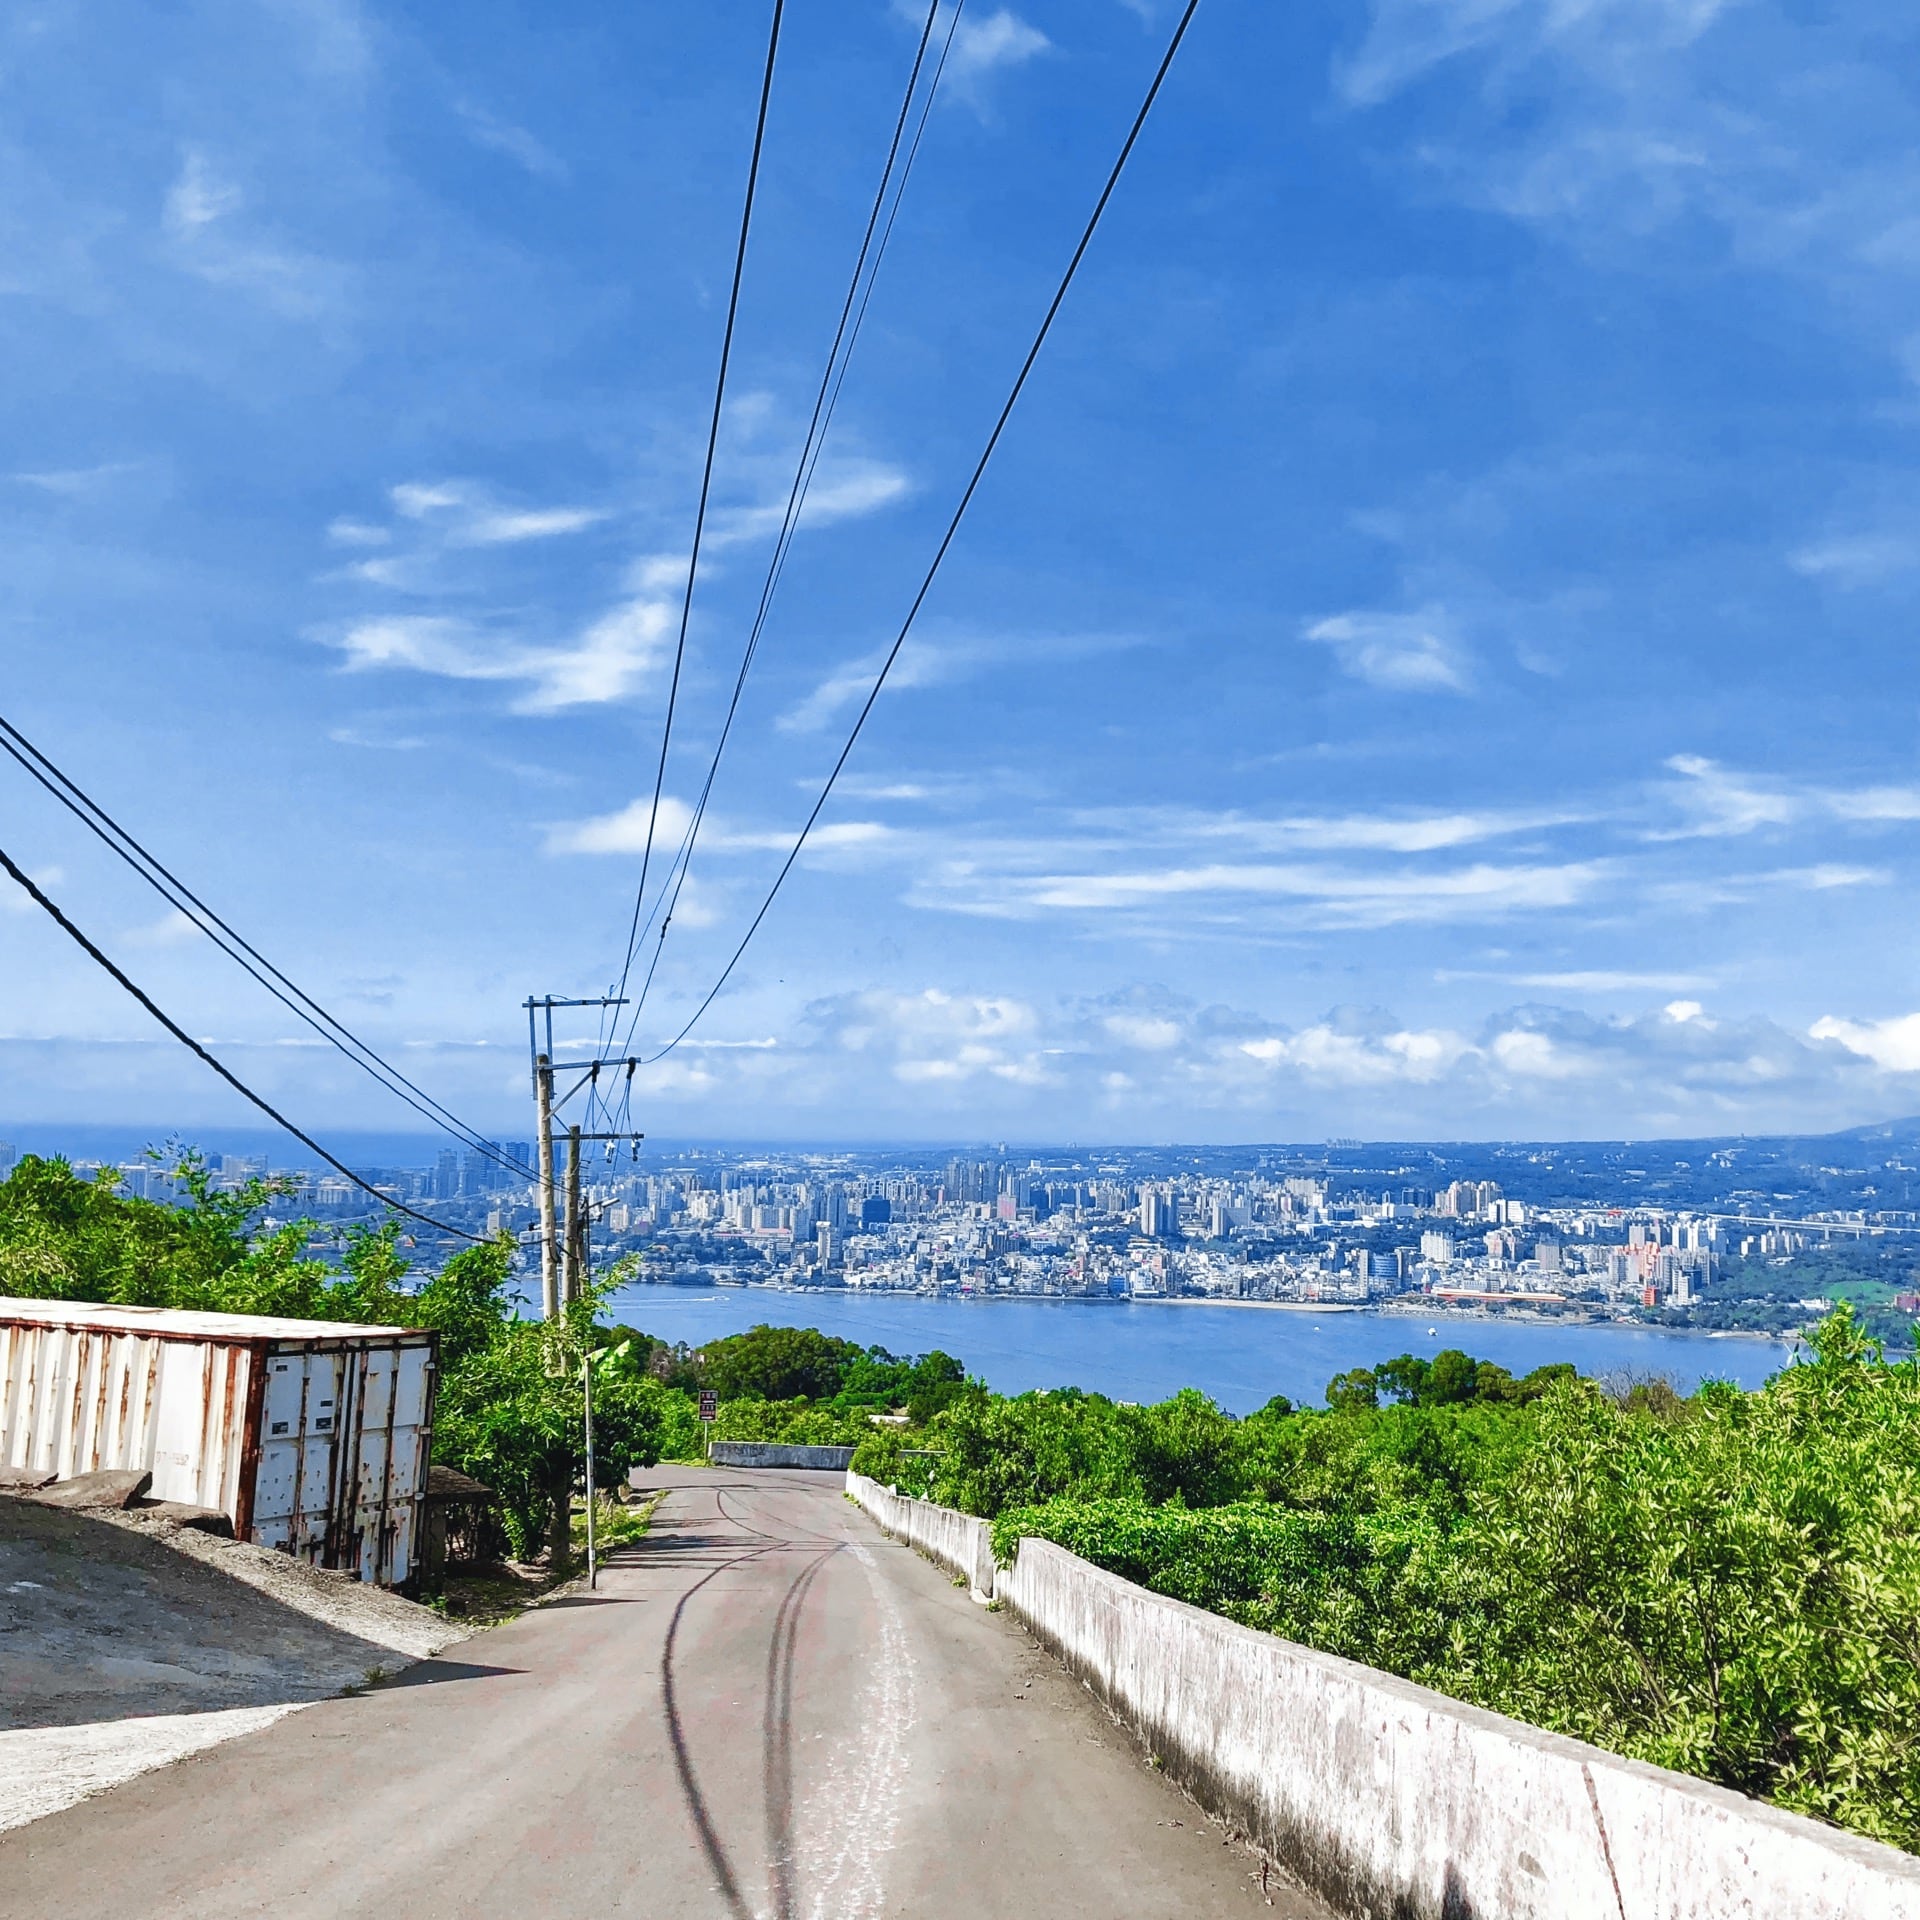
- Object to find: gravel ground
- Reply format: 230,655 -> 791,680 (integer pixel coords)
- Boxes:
0,1496 -> 467,1832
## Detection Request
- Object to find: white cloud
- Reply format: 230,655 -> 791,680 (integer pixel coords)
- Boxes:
0,865 -> 63,914
454,101 -> 567,181
1513,970 -> 1713,992
1241,1022 -> 1473,1084
123,908 -> 202,949
547,795 -> 896,859
9,462 -> 138,498
1790,532 -> 1920,589
948,9 -> 1050,98
385,481 -> 606,546
1301,607 -> 1469,692
160,148 -> 341,319
328,727 -> 426,751
1105,1013 -> 1184,1050
1094,801 -> 1587,854
1012,857 -> 1601,927
1663,998 -> 1705,1023
163,150 -> 242,233
833,986 -> 1052,1087
325,594 -> 669,713
1825,786 -> 1920,823
326,518 -> 390,547
1489,1026 -> 1583,1079
545,793 -> 697,857
1811,1012 -> 1920,1074
712,458 -> 911,549
780,629 -> 1133,733
1651,755 -> 1800,839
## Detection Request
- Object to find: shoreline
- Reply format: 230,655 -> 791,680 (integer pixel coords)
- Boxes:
610,1280 -> 1799,1347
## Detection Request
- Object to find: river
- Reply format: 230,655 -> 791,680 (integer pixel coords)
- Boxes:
599,1283 -> 1792,1412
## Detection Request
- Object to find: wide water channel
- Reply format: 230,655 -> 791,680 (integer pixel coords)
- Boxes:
600,1283 -> 1792,1412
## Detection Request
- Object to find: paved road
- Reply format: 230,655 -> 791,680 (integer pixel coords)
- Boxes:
2,1468 -> 1327,1918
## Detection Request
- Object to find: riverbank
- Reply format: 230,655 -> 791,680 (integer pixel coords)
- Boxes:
604,1283 -> 1789,1410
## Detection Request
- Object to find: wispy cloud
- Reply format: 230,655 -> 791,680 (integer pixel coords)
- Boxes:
8,462 -> 139,498
1652,756 -> 1920,841
1004,858 -> 1604,927
123,908 -> 203,948
0,865 -> 63,915
943,8 -> 1051,105
780,629 -> 1134,733
160,148 -> 343,320
1791,532 -> 1920,589
323,596 -> 670,714
388,480 -> 607,546
1301,606 -> 1470,692
546,794 -> 898,859
454,100 -> 567,182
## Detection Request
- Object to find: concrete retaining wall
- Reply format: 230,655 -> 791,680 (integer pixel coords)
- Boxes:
845,1471 -> 995,1601
706,1442 -> 856,1470
847,1479 -> 1920,1920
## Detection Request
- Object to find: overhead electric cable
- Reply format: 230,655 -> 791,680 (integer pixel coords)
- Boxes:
0,843 -> 485,1243
0,713 -> 530,1180
607,0 -> 787,1028
640,0 -> 1205,1066
616,0 -> 964,1048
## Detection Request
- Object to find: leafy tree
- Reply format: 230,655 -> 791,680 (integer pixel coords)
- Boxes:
696,1323 -> 865,1402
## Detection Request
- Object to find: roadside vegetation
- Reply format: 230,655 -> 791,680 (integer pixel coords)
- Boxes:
7,1148 -> 1917,1850
0,1151 -> 957,1560
855,1322 -> 1920,1855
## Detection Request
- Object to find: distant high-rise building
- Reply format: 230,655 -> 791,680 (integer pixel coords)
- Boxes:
433,1149 -> 460,1201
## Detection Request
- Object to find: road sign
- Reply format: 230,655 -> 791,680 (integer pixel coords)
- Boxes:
698,1390 -> 718,1424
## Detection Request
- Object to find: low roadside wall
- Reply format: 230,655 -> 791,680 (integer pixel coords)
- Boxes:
845,1471 -> 995,1601
706,1442 -> 856,1471
847,1479 -> 1920,1920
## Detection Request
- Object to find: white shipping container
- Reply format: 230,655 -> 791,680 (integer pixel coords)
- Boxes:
0,1298 -> 438,1588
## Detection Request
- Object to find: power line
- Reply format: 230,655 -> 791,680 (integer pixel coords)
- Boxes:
0,843 -> 486,1245
0,712 -> 529,1181
608,0 -> 787,1027
616,0 -> 964,1050
640,0 -> 1205,1066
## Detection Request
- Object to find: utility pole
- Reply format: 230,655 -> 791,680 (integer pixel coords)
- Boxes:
524,995 -> 648,1321
535,1054 -> 559,1320
563,1123 -> 585,1305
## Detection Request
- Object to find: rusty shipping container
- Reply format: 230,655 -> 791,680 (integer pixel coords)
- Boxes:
0,1298 -> 438,1587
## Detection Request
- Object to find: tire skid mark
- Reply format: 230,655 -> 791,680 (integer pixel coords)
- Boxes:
796,1533 -> 917,1920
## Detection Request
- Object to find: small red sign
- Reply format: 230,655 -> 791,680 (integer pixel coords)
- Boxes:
698,1390 -> 718,1423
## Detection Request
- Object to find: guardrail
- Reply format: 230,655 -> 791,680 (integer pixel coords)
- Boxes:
846,1472 -> 1920,1920
707,1442 -> 856,1470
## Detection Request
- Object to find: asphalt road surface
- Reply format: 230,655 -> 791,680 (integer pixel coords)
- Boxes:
2,1467 -> 1329,1918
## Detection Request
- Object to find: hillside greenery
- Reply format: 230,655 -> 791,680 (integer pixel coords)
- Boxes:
7,1150 -> 1918,1848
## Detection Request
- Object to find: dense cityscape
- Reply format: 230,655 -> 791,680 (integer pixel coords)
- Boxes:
18,1122 -> 1919,1344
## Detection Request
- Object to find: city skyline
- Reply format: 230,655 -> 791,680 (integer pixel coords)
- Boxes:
5,2 -> 1920,1143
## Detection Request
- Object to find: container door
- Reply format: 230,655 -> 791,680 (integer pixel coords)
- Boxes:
345,1340 -> 434,1586
251,1350 -> 345,1560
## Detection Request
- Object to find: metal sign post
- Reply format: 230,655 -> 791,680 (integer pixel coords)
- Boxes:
583,1352 -> 597,1591
698,1389 -> 717,1459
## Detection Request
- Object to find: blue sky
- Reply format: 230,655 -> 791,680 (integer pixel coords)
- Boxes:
5,0 -> 1920,1144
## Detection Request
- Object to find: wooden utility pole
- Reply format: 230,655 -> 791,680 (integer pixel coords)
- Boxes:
535,1053 -> 560,1320
525,995 -> 645,1323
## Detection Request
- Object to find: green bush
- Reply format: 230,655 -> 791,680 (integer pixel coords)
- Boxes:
706,1396 -> 869,1447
